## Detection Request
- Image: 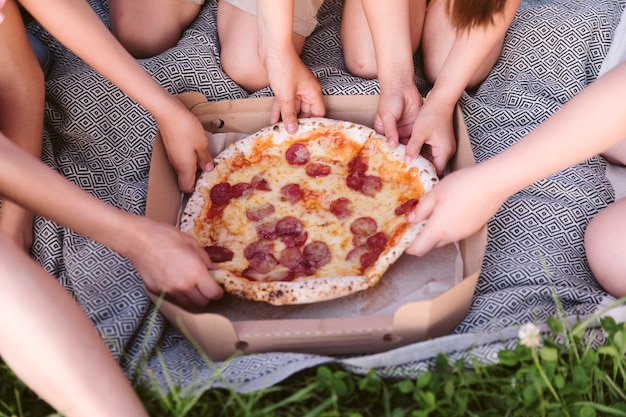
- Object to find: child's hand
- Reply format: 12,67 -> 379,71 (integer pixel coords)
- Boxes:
125,217 -> 223,308
403,98 -> 457,176
155,101 -> 214,193
372,83 -> 423,148
265,48 -> 325,133
406,166 -> 505,256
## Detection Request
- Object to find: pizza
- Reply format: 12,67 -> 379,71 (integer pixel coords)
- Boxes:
179,117 -> 438,305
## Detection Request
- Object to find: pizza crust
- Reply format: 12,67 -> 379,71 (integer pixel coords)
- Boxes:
180,117 -> 438,305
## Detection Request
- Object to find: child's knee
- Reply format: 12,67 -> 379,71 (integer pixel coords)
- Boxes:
344,53 -> 378,80
220,53 -> 268,93
585,199 -> 626,298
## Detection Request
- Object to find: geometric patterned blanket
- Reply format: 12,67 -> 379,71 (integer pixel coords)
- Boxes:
27,0 -> 625,393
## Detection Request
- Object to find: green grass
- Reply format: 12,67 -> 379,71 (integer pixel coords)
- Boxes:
2,303 -> 626,417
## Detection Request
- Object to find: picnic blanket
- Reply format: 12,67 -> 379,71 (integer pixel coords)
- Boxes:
27,0 -> 626,393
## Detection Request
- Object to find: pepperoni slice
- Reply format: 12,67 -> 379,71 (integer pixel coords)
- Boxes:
257,220 -> 277,240
251,175 -> 271,191
281,183 -> 303,204
346,172 -> 382,196
246,203 -> 275,222
231,182 -> 254,198
278,247 -> 304,269
206,204 -> 224,219
210,182 -> 232,206
349,154 -> 368,173
244,240 -> 274,260
292,260 -> 318,277
361,175 -> 382,196
204,245 -> 234,263
346,246 -> 369,262
346,172 -> 364,191
329,197 -> 353,219
265,268 -> 296,282
275,216 -> 304,237
360,249 -> 383,268
242,268 -> 263,281
366,232 -> 388,251
350,216 -> 378,246
247,252 -> 277,274
306,162 -> 331,177
302,241 -> 331,268
395,198 -> 419,215
350,217 -> 377,238
281,230 -> 308,248
285,143 -> 310,165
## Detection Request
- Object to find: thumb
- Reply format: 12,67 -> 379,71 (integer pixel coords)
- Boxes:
197,143 -> 214,173
406,194 -> 437,257
176,165 -> 195,194
404,134 -> 426,164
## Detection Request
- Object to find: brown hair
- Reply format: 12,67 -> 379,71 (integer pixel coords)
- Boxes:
445,0 -> 508,30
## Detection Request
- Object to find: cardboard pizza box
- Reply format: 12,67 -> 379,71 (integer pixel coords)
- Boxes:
145,92 -> 487,361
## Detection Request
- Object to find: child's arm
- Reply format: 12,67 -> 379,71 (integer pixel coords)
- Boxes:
0,233 -> 149,417
406,62 -> 626,256
358,0 -> 424,149
18,0 -> 212,193
405,0 -> 521,174
0,134 -> 223,306
257,0 -> 325,133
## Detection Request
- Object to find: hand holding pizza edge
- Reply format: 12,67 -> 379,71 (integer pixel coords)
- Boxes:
125,216 -> 224,308
155,103 -> 215,194
372,83 -> 423,149
266,48 -> 325,133
403,98 -> 457,176
405,166 -> 506,257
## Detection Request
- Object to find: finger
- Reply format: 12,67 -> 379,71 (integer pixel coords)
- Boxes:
179,286 -> 210,307
299,101 -> 312,119
197,275 -> 224,300
405,225 -> 440,257
163,292 -> 193,309
404,135 -> 426,164
432,153 -> 448,177
176,165 -> 196,194
280,100 -> 299,134
380,113 -> 400,148
408,192 -> 435,225
309,95 -> 326,117
270,98 -> 282,125
196,143 -> 214,173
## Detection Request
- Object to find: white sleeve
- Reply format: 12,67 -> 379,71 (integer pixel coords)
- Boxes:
599,9 -> 626,76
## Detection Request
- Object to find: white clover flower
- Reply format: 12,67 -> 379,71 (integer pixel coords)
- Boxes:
518,322 -> 541,348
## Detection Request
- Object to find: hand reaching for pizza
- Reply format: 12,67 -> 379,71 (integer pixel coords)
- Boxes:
403,97 -> 457,176
265,48 -> 326,133
406,166 -> 506,257
372,82 -> 423,149
154,101 -> 214,193
124,217 -> 223,307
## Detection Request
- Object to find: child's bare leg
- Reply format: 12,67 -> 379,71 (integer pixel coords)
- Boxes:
217,0 -> 306,93
0,234 -> 149,417
109,0 -> 201,58
600,139 -> 626,166
341,0 -> 425,80
0,0 -> 44,251
421,0 -> 519,89
585,198 -> 626,298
